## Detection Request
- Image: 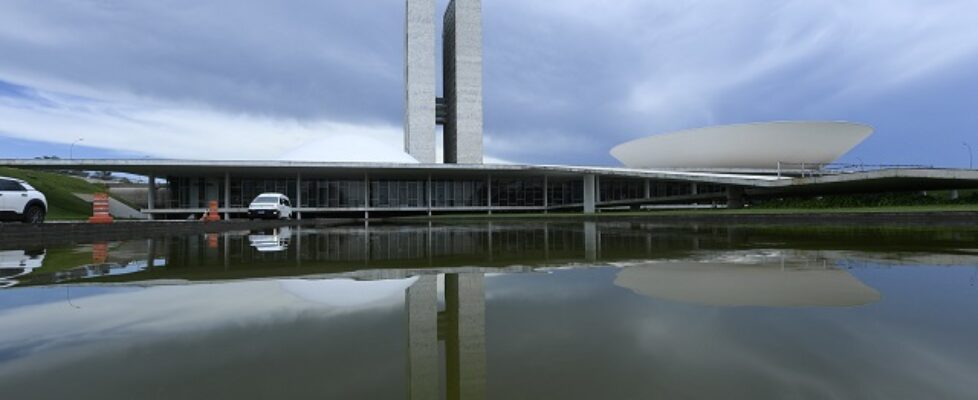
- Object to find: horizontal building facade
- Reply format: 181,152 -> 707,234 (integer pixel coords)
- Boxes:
162,173 -> 680,216
3,160 -> 977,219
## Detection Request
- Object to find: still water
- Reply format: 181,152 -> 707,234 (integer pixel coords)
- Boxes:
1,222 -> 977,399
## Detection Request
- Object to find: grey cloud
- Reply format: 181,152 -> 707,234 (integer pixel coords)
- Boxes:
0,0 -> 405,123
1,0 -> 977,165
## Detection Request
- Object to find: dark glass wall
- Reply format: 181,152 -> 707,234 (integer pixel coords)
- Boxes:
599,178 -> 645,202
547,179 -> 584,206
432,180 -> 487,208
165,175 -> 721,212
492,178 -> 543,207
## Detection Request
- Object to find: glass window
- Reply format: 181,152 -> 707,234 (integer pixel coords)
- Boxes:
252,196 -> 279,204
0,179 -> 25,191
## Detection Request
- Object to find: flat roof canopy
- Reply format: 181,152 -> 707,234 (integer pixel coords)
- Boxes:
0,159 -> 786,186
2,159 -> 977,195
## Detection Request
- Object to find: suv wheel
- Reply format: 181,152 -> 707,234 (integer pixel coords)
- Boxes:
23,205 -> 46,224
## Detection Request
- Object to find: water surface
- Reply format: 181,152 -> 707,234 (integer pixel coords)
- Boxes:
1,222 -> 977,399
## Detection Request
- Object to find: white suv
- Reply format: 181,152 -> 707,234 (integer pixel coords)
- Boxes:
0,177 -> 48,224
248,193 -> 293,220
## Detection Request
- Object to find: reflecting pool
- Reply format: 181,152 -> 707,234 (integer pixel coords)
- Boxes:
1,222 -> 977,399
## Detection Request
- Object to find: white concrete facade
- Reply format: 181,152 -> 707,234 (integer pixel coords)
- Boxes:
405,0 -> 437,163
405,0 -> 484,165
611,121 -> 874,170
443,0 -> 484,164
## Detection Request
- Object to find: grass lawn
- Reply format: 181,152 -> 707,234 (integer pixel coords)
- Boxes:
0,167 -> 108,220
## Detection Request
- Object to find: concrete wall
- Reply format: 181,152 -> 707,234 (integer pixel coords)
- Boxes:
405,0 -> 437,163
442,0 -> 484,164
106,186 -> 170,209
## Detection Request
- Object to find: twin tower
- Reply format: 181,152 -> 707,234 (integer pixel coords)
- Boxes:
405,0 -> 483,164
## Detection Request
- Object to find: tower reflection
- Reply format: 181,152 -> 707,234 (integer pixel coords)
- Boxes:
407,273 -> 487,400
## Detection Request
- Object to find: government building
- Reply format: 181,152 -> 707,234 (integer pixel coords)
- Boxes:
2,0 -> 977,219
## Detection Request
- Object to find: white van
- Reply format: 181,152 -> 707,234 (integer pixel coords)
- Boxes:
248,193 -> 293,220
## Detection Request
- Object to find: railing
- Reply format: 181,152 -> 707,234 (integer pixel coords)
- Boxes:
776,162 -> 934,178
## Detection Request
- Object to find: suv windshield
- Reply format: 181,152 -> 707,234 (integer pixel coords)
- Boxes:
252,196 -> 280,204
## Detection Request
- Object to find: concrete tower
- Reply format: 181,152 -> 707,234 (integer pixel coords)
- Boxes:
405,0 -> 484,164
404,0 -> 437,163
442,0 -> 483,164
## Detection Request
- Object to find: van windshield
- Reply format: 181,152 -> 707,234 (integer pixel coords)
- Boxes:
252,196 -> 280,204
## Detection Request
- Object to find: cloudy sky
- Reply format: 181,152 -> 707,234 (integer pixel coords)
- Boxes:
1,0 -> 977,166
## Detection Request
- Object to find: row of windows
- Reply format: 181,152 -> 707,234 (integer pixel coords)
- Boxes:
600,179 -> 645,202
168,177 -> 727,209
599,180 -> 729,201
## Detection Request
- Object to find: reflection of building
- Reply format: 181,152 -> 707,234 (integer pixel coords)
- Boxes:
16,222 -> 978,287
407,273 -> 486,400
615,261 -> 881,308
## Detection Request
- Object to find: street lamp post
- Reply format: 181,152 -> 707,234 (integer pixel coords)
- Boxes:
964,142 -> 973,169
69,138 -> 84,160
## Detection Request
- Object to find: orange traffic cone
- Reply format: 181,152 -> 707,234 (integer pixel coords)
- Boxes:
88,193 -> 114,224
204,200 -> 222,222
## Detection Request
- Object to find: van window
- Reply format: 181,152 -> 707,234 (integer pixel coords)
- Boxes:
252,196 -> 279,204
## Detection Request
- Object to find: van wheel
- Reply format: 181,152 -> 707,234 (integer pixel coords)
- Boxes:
23,205 -> 46,224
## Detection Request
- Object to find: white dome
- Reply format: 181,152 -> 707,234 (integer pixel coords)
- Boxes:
279,135 -> 420,163
610,121 -> 873,169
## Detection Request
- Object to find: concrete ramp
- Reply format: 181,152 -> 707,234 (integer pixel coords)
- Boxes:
74,193 -> 148,220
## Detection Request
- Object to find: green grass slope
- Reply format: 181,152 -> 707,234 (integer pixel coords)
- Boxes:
0,167 -> 107,220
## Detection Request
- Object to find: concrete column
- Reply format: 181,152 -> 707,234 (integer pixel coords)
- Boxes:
726,186 -> 746,209
691,183 -> 699,195
426,221 -> 433,267
427,174 -> 433,216
406,275 -> 439,400
364,173 -> 370,220
147,175 -> 157,221
644,179 -> 651,199
295,226 -> 302,267
951,190 -> 960,200
542,175 -> 548,213
486,175 -> 492,215
543,223 -> 550,261
583,174 -> 596,214
296,173 -> 302,220
487,221 -> 493,262
584,221 -> 597,262
224,172 -> 231,220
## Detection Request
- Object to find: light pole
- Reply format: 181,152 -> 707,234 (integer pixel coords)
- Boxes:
964,142 -> 973,169
69,138 -> 84,160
